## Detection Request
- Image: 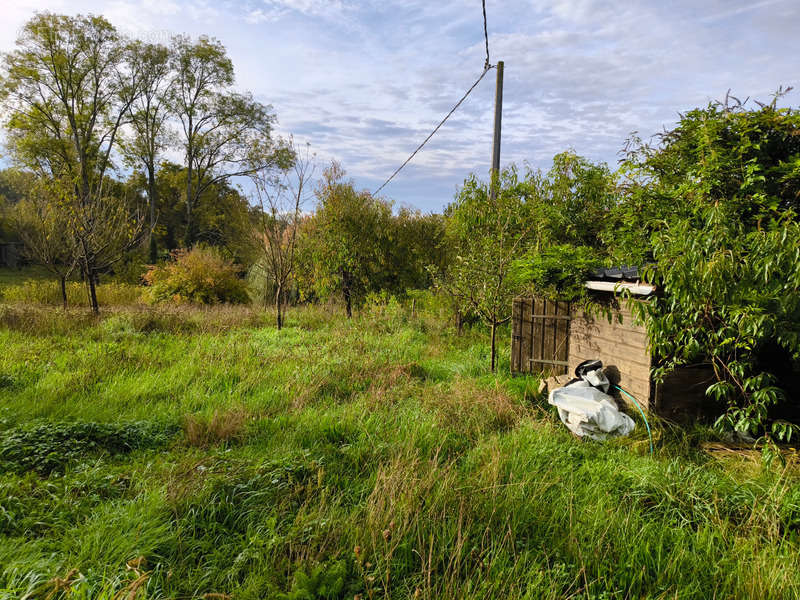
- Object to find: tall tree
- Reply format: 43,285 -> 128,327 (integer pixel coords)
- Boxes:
611,93 -> 800,441
250,139 -> 311,329
122,41 -> 172,263
0,13 -> 145,312
170,35 -> 277,247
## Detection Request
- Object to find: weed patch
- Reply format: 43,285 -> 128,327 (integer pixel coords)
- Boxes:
0,421 -> 179,475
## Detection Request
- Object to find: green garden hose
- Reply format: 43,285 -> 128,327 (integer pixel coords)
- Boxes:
613,385 -> 654,456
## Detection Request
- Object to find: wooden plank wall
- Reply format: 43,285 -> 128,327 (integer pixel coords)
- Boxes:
568,303 -> 652,407
511,298 -> 570,376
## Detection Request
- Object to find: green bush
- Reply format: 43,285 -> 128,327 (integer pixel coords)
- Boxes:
143,246 -> 250,305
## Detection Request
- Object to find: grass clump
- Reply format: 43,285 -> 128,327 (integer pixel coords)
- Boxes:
183,409 -> 250,448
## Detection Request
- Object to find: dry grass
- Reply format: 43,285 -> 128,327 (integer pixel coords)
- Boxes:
183,409 -> 250,448
0,303 -> 273,335
427,377 -> 528,439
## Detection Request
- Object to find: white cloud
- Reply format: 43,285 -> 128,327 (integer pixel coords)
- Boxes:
0,0 -> 797,210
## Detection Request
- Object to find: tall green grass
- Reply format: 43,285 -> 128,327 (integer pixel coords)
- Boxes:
0,302 -> 798,599
0,279 -> 142,307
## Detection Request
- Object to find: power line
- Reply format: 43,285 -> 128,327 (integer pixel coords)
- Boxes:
372,66 -> 493,196
482,0 -> 490,68
372,1 -> 494,196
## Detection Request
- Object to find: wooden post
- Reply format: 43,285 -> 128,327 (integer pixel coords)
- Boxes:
490,60 -> 504,200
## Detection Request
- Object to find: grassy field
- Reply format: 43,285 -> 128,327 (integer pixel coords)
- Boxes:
1,276 -> 800,599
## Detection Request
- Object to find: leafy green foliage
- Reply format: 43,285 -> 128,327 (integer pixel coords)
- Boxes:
297,163 -> 445,317
279,560 -> 359,600
614,96 -> 800,439
1,13 -> 147,312
143,246 -> 250,305
510,244 -> 601,301
0,421 -> 178,475
435,166 -> 547,370
547,151 -> 617,249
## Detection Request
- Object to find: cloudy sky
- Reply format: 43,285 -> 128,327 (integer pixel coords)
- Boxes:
1,0 -> 798,212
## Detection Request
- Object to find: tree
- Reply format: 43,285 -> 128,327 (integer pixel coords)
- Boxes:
170,35 -> 277,247
611,92 -> 800,441
547,151 -> 617,250
250,140 -> 311,329
124,161 -> 258,262
8,175 -> 77,308
385,208 -> 448,294
122,41 -> 172,263
436,167 -> 539,372
0,13 -> 145,312
298,163 -> 392,318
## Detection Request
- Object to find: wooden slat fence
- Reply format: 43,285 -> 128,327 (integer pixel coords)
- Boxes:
511,297 -> 571,375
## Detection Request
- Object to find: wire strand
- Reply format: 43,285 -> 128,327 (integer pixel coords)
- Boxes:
373,66 -> 493,196
482,0 -> 490,68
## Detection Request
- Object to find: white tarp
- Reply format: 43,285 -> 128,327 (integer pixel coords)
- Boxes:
548,373 -> 635,440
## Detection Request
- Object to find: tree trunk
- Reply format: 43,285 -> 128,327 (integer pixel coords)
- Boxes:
344,286 -> 352,319
87,269 -> 99,314
490,320 -> 497,373
148,166 -> 158,263
275,283 -> 283,330
184,200 -> 194,248
60,275 -> 67,311
82,256 -> 99,314
456,310 -> 463,335
185,126 -> 194,248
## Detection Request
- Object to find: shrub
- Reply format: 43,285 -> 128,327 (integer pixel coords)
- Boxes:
143,246 -> 250,305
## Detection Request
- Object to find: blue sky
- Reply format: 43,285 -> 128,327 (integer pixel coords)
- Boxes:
1,0 -> 798,212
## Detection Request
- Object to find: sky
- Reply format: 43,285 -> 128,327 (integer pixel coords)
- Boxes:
1,0 -> 798,212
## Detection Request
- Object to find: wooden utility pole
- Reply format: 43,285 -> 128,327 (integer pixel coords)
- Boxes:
490,60 -> 504,200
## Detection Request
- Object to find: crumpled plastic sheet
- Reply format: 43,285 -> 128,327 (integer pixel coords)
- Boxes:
548,374 -> 635,440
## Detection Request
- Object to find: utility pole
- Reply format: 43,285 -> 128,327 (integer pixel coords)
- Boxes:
490,60 -> 504,200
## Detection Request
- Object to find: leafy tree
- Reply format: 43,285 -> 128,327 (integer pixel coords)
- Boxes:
8,175 -> 77,308
170,35 -> 278,247
612,92 -> 800,441
124,162 -> 257,262
121,41 -> 173,263
0,13 -> 145,312
547,151 -> 617,249
437,167 -> 541,372
297,163 -> 392,317
387,208 -> 448,293
0,168 -> 29,245
250,139 -> 312,329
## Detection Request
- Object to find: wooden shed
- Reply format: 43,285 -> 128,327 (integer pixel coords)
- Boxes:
511,279 -> 715,415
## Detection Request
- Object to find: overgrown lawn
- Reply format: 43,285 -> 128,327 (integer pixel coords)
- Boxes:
1,302 -> 798,599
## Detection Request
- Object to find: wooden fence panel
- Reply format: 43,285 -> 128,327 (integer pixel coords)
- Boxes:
511,297 -> 571,376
